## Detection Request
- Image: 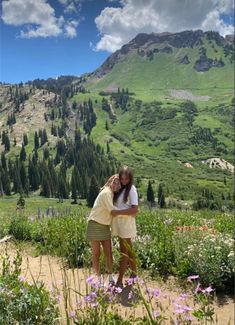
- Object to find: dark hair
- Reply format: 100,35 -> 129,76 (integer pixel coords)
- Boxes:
114,166 -> 133,203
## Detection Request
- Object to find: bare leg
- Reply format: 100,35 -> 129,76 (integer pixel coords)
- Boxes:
117,238 -> 137,285
127,239 -> 137,277
90,241 -> 101,276
116,238 -> 129,285
101,239 -> 113,274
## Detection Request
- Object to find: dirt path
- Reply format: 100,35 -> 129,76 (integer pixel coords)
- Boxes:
0,242 -> 234,325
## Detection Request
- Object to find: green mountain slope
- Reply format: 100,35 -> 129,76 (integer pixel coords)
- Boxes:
0,30 -> 234,208
86,30 -> 234,101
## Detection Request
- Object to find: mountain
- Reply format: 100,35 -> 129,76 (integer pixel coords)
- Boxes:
0,30 -> 234,208
86,30 -> 234,101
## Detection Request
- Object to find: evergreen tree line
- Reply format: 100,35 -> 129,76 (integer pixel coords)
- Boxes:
7,85 -> 30,113
77,99 -> 96,135
111,88 -> 130,111
0,129 -> 117,202
7,113 -> 16,126
147,181 -> 166,208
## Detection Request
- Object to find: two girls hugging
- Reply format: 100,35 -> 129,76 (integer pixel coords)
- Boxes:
86,166 -> 138,288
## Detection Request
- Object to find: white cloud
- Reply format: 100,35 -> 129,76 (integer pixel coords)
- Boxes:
64,20 -> 79,38
58,0 -> 82,13
1,0 -> 79,38
95,0 -> 234,52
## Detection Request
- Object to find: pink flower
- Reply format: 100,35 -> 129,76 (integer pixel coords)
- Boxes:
115,287 -> 122,294
201,286 -> 214,294
128,291 -> 133,300
194,283 -> 201,294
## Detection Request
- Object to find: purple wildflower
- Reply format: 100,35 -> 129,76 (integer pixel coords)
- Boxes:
18,275 -> 26,283
85,291 -> 97,303
153,288 -> 161,298
194,283 -> 201,294
201,286 -> 214,294
128,291 -> 133,300
86,275 -> 95,285
179,293 -> 188,300
115,287 -> 122,294
185,315 -> 194,322
153,310 -> 160,318
69,311 -> 76,320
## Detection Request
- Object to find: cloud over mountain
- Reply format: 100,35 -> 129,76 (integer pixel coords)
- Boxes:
95,0 -> 234,52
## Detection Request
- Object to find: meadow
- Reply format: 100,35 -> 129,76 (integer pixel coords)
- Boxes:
0,196 -> 234,324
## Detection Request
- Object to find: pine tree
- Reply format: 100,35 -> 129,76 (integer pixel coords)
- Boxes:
1,131 -> 6,145
23,133 -> 28,146
41,128 -> 48,146
147,181 -> 155,206
1,153 -> 7,170
105,120 -> 109,130
13,160 -> 22,193
43,147 -> 50,160
87,175 -> 99,207
4,134 -> 10,152
20,144 -> 26,161
158,183 -> 166,208
106,142 -> 110,153
41,176 -> 51,197
34,131 -> 39,150
71,167 -> 78,204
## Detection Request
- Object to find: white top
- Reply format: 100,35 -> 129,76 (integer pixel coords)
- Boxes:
112,184 -> 138,238
115,185 -> 138,209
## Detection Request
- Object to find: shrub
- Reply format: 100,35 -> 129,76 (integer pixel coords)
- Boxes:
0,250 -> 59,324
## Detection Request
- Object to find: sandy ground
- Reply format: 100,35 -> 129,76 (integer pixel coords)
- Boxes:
0,242 -> 234,325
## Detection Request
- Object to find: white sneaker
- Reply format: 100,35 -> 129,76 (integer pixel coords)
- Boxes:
108,274 -> 116,285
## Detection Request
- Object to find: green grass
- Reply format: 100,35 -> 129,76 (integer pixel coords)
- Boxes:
87,37 -> 233,102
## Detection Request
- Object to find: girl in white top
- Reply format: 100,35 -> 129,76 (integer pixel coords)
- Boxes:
111,166 -> 138,287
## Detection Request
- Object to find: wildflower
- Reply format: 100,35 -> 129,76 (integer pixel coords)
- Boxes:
194,283 -> 201,294
187,275 -> 199,282
185,315 -> 194,322
164,218 -> 172,225
127,276 -> 138,286
18,275 -> 26,283
86,275 -> 95,285
76,300 -> 83,308
115,287 -> 122,294
85,291 -> 97,303
201,286 -> 214,294
69,311 -> 76,320
128,291 -> 133,300
179,293 -> 188,300
152,288 -> 161,298
153,310 -> 160,318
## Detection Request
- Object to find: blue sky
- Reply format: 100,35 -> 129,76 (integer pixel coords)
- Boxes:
0,0 -> 234,84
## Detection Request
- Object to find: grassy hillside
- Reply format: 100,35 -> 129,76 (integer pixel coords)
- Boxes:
86,32 -> 234,102
0,30 -> 234,207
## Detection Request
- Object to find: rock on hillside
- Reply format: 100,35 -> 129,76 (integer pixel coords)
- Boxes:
202,158 -> 234,173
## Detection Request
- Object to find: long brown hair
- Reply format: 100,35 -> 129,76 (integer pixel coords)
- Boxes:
114,166 -> 133,203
